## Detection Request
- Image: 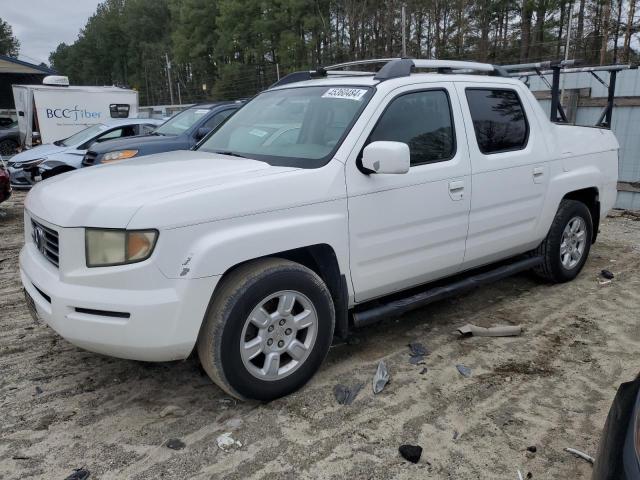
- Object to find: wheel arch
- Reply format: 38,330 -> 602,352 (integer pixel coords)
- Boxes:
562,187 -> 600,243
212,244 -> 350,341
41,165 -> 76,180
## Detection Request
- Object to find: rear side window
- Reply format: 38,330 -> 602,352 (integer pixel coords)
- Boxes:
368,89 -> 455,166
203,109 -> 234,130
466,89 -> 528,154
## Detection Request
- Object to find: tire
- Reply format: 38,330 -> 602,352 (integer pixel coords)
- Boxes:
41,167 -> 74,181
197,258 -> 335,401
0,139 -> 18,157
533,199 -> 593,283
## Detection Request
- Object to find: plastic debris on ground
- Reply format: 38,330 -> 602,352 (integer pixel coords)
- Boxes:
456,324 -> 522,337
565,447 -> 594,464
456,364 -> 472,377
159,405 -> 187,418
166,438 -> 186,450
372,360 -> 390,394
600,269 -> 615,280
409,355 -> 425,365
334,383 -> 364,405
217,432 -> 242,451
408,342 -> 429,365
408,342 -> 429,356
64,468 -> 90,480
398,444 -> 423,463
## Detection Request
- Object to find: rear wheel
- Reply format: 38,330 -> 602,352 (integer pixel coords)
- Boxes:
197,258 -> 335,401
534,199 -> 593,283
0,139 -> 18,157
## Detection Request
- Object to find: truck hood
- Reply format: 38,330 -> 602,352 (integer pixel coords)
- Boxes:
10,143 -> 69,164
25,150 -> 295,228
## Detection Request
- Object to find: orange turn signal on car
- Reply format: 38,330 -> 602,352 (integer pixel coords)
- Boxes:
102,150 -> 138,163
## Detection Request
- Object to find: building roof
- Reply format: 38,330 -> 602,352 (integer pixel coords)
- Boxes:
0,54 -> 57,75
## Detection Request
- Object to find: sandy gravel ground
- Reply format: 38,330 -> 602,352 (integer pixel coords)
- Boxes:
1,190 -> 639,480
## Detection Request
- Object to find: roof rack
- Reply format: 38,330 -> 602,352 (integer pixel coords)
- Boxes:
268,57 -> 633,129
270,58 -> 507,88
506,60 -> 637,128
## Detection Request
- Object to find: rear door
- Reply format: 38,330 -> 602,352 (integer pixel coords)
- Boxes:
346,83 -> 471,302
455,83 -> 551,267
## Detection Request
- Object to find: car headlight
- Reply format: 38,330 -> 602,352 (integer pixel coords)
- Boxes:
19,158 -> 45,169
85,229 -> 158,267
102,150 -> 138,163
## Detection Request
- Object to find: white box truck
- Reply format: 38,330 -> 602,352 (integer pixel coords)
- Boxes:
12,76 -> 139,148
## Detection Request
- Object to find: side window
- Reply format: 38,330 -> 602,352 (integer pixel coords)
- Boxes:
203,110 -> 234,130
368,89 -> 455,166
96,126 -> 136,142
141,124 -> 157,135
109,104 -> 130,118
465,88 -> 529,154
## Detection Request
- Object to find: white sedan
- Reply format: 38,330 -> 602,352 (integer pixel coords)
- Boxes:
7,118 -> 162,188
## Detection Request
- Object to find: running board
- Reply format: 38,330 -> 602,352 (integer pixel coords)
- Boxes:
352,256 -> 543,328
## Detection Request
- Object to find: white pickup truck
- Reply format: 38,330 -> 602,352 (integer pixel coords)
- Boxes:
20,59 -> 618,401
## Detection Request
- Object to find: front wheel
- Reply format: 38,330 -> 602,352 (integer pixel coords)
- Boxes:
0,139 -> 18,156
197,258 -> 335,401
533,199 -> 593,283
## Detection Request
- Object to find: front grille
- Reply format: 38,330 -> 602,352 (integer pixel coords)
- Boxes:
31,219 -> 59,267
82,151 -> 97,166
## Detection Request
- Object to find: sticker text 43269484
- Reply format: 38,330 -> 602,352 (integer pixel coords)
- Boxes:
321,88 -> 368,101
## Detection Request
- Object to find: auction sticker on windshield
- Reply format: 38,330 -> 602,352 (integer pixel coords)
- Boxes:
322,88 -> 368,101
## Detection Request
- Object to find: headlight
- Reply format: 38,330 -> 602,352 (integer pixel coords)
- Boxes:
19,158 -> 45,169
85,229 -> 158,267
102,150 -> 138,163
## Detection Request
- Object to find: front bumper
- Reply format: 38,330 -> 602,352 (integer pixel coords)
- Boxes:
8,165 -> 36,188
19,231 -> 220,362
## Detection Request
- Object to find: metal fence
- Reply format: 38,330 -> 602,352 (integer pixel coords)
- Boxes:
527,69 -> 640,210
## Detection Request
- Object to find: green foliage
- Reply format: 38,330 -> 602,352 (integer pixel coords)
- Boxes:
0,17 -> 20,57
49,0 -> 638,104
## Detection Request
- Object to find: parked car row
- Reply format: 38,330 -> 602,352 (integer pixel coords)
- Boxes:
82,101 -> 240,167
7,118 -> 162,187
6,101 -> 244,188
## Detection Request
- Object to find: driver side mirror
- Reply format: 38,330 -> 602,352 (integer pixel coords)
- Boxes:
195,127 -> 212,141
361,141 -> 410,174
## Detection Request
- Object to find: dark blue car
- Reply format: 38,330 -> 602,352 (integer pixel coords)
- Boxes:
81,101 -> 243,167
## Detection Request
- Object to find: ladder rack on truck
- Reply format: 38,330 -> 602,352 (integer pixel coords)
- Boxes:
273,57 -> 637,129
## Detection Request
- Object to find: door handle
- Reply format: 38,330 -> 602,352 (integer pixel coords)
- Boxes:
532,166 -> 545,184
448,180 -> 465,200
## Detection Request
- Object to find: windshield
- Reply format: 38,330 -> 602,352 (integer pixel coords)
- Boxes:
58,124 -> 108,147
198,86 -> 373,167
155,107 -> 211,136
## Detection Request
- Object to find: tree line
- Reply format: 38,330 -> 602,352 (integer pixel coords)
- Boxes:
39,0 -> 640,105
0,17 -> 20,57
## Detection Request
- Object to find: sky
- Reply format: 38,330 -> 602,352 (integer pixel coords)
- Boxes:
2,0 -> 103,65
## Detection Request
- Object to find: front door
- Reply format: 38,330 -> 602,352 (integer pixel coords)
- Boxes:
346,84 -> 472,302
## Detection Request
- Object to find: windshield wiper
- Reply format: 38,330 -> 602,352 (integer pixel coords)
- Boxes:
53,140 -> 64,146
210,150 -> 247,158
